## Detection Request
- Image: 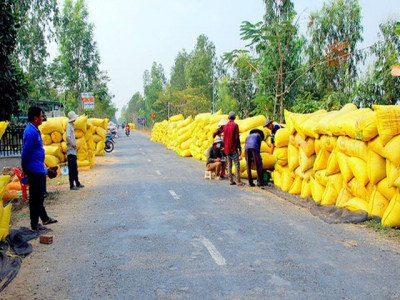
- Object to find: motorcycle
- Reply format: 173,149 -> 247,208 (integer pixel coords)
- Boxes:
125,126 -> 130,136
105,132 -> 116,153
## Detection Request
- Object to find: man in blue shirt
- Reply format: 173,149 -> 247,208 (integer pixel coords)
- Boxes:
21,106 -> 58,230
244,128 -> 266,187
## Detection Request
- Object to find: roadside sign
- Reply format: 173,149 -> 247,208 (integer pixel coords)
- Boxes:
82,92 -> 94,109
151,112 -> 156,120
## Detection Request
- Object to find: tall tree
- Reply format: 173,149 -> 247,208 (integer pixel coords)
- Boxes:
232,0 -> 304,121
0,0 -> 29,120
305,0 -> 364,106
52,0 -> 100,114
356,20 -> 400,106
143,62 -> 166,122
185,34 -> 216,112
170,50 -> 188,91
14,0 -> 59,101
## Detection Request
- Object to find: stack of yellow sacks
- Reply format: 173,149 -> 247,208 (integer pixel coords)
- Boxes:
0,121 -> 8,140
274,103 -> 400,227
0,175 -> 12,241
40,115 -> 109,170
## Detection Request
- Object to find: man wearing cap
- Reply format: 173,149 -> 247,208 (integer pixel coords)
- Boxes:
66,111 -> 84,190
205,136 -> 227,180
223,111 -> 244,186
245,128 -> 266,187
264,119 -> 284,154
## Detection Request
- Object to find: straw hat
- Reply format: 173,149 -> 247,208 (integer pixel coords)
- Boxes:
68,111 -> 78,122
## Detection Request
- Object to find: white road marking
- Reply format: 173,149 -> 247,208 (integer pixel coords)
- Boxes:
198,236 -> 226,266
139,148 -> 142,150
156,170 -> 161,175
147,159 -> 152,162
169,190 -> 179,200
142,152 -> 146,155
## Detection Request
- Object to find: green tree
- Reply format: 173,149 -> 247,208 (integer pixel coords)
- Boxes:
356,20 -> 400,106
14,0 -> 59,101
51,0 -> 100,114
122,92 -> 143,123
0,0 -> 29,120
170,50 -> 188,91
234,0 -> 304,121
305,0 -> 364,107
185,34 -> 216,111
143,62 -> 166,123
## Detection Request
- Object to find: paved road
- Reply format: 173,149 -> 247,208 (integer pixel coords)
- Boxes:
3,130 -> 400,299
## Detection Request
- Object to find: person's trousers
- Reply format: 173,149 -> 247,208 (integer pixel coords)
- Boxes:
27,171 -> 49,229
227,151 -> 241,183
206,161 -> 226,177
245,148 -> 264,185
68,154 -> 81,188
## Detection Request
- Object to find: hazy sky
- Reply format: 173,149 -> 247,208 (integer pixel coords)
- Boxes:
82,0 -> 399,118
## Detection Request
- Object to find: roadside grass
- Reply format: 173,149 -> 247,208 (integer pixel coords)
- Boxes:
364,220 -> 400,240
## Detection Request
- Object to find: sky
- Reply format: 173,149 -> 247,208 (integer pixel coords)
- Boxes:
81,0 -> 399,119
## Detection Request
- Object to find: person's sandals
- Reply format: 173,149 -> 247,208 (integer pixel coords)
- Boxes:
70,187 -> 79,190
33,224 -> 50,231
236,181 -> 245,186
43,218 -> 58,225
249,183 -> 256,187
229,181 -> 236,185
77,185 -> 85,189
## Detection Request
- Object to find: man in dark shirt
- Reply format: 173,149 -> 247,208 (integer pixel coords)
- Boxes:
264,119 -> 284,154
223,111 -> 244,186
206,136 -> 226,180
245,129 -> 266,187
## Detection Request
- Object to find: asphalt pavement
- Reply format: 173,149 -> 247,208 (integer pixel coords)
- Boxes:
2,129 -> 400,300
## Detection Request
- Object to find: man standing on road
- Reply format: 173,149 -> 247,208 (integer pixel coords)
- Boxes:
21,106 -> 58,230
245,129 -> 266,188
206,136 -> 227,180
66,111 -> 84,191
223,111 -> 244,186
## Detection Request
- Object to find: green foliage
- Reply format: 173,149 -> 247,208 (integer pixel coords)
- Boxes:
0,0 -> 30,120
305,0 -> 364,101
170,50 -> 188,91
356,20 -> 400,106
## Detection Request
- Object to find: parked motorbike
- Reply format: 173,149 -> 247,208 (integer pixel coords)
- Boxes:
105,132 -> 116,153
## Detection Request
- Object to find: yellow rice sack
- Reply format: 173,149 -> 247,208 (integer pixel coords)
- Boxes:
310,176 -> 325,203
274,127 -> 290,148
42,134 -> 52,146
281,170 -> 294,192
336,152 -> 354,183
384,135 -> 400,167
313,149 -> 330,172
368,136 -> 386,158
314,170 -> 329,187
293,110 -> 326,140
337,136 -> 368,161
347,156 -> 369,186
44,155 -> 60,168
346,178 -> 367,200
288,144 -> 299,171
299,149 -> 315,173
272,170 -> 282,188
169,114 -> 184,122
0,204 -> 11,241
353,111 -> 378,142
315,103 -> 358,136
336,187 -> 353,207
284,110 -> 297,135
343,197 -> 368,213
329,108 -> 372,137
274,147 -> 288,167
295,135 -> 315,157
321,181 -> 339,206
368,189 -> 389,219
367,150 -> 386,185
386,161 -> 400,188
373,104 -> 400,146
289,176 -> 302,195
74,115 -> 88,133
294,167 -> 313,180
382,192 -> 400,227
319,135 -> 337,152
326,149 -> 340,175
377,178 -> 397,201
88,118 -> 108,129
300,179 -> 312,198
239,115 -> 266,133
261,152 -> 276,170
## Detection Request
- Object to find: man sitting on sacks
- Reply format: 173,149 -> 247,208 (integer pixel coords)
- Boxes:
205,136 -> 227,180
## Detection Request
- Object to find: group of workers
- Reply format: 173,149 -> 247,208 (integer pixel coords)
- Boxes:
205,111 -> 282,188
